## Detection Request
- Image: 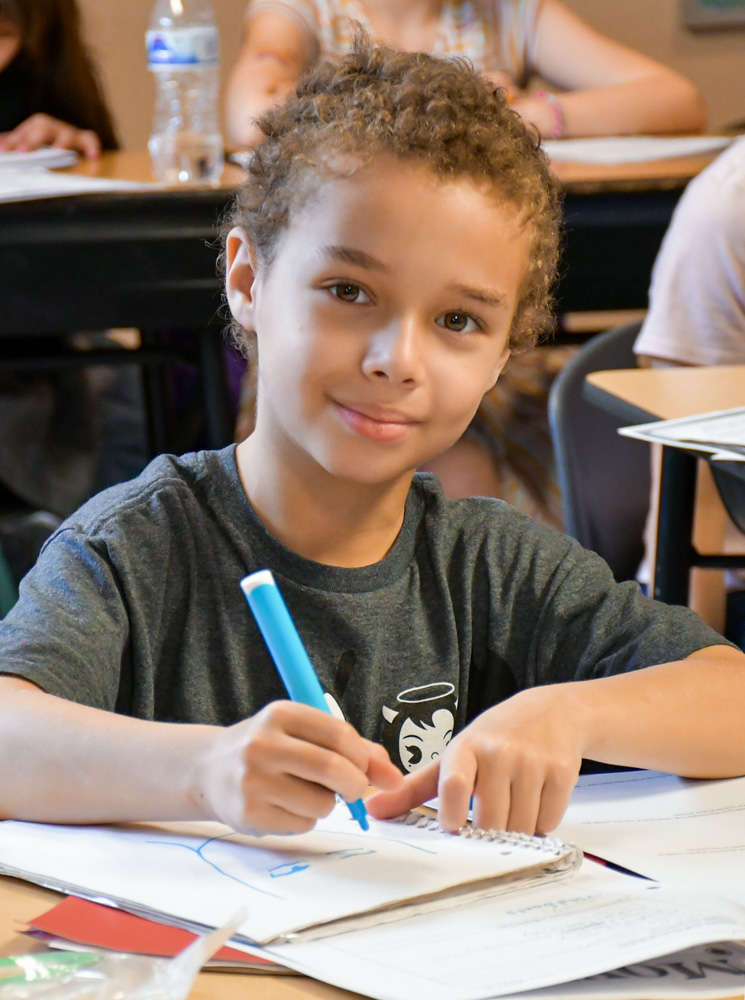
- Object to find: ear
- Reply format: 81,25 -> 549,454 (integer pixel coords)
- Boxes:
225,227 -> 261,332
485,346 -> 511,392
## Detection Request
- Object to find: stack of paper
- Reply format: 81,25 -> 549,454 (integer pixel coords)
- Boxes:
620,407 -> 745,461
542,135 -> 731,165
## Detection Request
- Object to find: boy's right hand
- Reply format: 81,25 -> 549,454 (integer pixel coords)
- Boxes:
196,701 -> 403,835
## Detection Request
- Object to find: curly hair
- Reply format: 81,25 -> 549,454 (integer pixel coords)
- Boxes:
225,35 -> 561,354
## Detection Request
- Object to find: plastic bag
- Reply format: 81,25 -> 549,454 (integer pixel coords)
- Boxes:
0,911 -> 244,999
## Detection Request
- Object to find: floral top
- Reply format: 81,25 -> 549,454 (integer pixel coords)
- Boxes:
245,0 -> 542,87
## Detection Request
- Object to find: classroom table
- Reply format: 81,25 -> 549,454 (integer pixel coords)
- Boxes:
0,151 -> 245,455
551,149 -> 725,315
0,875 -> 360,1000
584,365 -> 745,606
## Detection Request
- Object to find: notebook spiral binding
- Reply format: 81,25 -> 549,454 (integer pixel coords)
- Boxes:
393,810 -> 566,856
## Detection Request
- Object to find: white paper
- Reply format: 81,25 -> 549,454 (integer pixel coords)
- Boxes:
557,770 -> 745,905
249,863 -> 745,1000
0,168 -> 153,202
0,148 -> 78,170
0,806 -> 575,945
499,941 -> 745,1000
619,407 -> 745,462
542,136 -> 731,165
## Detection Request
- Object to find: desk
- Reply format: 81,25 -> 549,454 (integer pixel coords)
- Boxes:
553,150 -> 722,314
0,151 -> 245,454
0,876 -> 358,1000
585,365 -> 745,606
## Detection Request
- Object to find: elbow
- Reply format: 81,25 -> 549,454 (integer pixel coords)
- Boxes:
661,74 -> 708,133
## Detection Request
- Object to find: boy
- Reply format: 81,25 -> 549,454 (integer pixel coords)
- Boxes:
0,40 -> 744,839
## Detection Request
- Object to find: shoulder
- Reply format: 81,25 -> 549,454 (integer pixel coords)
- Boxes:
49,447 -> 240,551
411,473 -> 575,574
674,140 -> 745,228
245,0 -> 321,33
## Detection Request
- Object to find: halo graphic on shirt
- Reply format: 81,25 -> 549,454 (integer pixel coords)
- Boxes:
381,682 -> 457,773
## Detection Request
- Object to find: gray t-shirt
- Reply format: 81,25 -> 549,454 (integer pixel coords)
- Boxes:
0,447 -> 728,773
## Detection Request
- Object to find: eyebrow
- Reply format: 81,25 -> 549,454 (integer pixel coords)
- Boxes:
452,284 -> 506,309
321,245 -> 390,272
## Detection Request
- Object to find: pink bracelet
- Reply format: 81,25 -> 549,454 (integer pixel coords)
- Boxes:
534,91 -> 566,139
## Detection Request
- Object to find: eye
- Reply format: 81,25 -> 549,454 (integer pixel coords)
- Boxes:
329,283 -> 371,304
436,311 -> 480,334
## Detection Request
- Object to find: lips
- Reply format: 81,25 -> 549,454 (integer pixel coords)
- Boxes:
334,402 -> 419,442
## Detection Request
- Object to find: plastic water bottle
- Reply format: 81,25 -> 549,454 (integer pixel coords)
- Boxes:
146,0 -> 224,184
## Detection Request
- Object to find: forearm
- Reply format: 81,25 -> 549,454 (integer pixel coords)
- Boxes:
225,54 -> 301,148
0,682 -> 215,824
557,73 -> 706,137
567,645 -> 745,776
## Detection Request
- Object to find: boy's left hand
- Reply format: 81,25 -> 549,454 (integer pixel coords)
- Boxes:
366,685 -> 584,835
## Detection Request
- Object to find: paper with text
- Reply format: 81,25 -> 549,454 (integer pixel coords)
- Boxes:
503,940 -> 745,1000
619,408 -> 745,462
557,770 -> 745,903
248,863 -> 745,1000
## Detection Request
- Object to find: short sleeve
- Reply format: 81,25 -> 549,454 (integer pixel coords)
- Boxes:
635,139 -> 745,367
0,526 -> 129,710
244,0 -> 319,38
530,540 -> 735,683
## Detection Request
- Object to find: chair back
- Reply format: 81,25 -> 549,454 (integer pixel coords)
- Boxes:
548,323 -> 650,581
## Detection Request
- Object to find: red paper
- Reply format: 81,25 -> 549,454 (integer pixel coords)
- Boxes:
28,896 -> 274,967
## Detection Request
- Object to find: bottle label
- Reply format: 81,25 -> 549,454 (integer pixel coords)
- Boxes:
146,27 -> 219,70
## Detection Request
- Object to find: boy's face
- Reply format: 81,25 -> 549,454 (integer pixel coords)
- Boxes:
227,157 -> 531,489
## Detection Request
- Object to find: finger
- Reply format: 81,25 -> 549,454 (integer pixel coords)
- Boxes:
262,770 -> 338,822
535,767 -> 578,835
77,130 -> 101,158
263,702 -> 371,772
505,763 -> 544,835
437,744 -> 477,832
365,761 -> 439,819
364,741 -> 404,791
267,734 -> 371,804
472,763 -> 511,833
49,125 -> 80,151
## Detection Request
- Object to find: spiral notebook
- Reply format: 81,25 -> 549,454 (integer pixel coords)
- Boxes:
0,805 -> 579,946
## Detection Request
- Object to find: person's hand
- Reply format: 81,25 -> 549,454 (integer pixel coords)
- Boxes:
367,684 -> 584,835
0,113 -> 101,158
510,95 -> 564,140
196,700 -> 404,835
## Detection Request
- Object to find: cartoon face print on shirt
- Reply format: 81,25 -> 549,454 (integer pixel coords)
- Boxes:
381,682 -> 457,772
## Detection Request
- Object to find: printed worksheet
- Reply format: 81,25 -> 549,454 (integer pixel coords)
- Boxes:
500,941 -> 745,1000
245,863 -> 745,1000
556,770 -> 745,903
619,407 -> 745,462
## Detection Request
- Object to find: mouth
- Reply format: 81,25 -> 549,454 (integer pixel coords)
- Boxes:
334,402 -> 420,442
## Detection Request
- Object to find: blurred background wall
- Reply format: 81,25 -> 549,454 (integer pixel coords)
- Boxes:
79,0 -> 745,150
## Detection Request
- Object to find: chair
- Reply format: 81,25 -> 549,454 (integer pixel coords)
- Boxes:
548,322 -> 650,581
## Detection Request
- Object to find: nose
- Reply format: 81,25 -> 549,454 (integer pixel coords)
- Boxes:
361,316 -> 424,386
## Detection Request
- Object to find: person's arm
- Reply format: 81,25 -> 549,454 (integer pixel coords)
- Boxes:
0,675 -> 402,831
225,10 -> 317,149
0,113 -> 101,157
368,644 -> 745,834
511,0 -> 706,138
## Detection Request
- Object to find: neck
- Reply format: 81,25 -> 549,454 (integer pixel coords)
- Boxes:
361,0 -> 444,46
236,436 -> 414,568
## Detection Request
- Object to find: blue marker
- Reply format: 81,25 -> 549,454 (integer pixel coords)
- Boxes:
240,569 -> 369,831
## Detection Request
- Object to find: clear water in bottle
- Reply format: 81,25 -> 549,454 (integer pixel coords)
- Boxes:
146,0 -> 224,185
